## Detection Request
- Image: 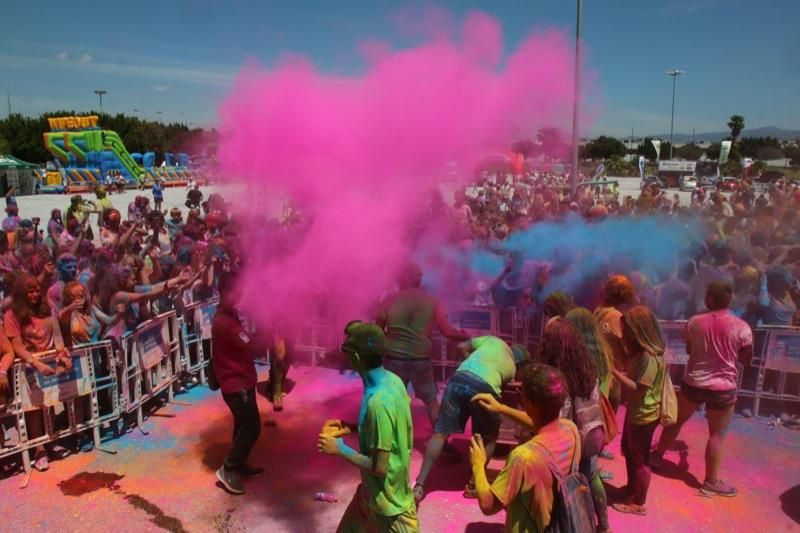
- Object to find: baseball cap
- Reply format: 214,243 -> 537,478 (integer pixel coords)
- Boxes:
19,219 -> 33,229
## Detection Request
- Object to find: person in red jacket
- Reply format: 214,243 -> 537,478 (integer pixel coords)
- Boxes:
212,272 -> 264,495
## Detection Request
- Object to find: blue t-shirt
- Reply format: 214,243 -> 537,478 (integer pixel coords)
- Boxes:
152,184 -> 164,200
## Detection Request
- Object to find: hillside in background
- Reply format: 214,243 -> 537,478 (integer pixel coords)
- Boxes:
648,126 -> 800,143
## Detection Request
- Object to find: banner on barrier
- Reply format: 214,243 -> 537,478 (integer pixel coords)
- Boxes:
195,302 -> 217,341
459,309 -> 493,331
765,330 -> 800,372
661,322 -> 689,364
22,354 -> 92,409
136,320 -> 169,369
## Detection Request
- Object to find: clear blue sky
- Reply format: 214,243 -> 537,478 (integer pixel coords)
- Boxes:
2,0 -> 798,138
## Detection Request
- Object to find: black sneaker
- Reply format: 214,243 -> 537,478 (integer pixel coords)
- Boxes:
216,467 -> 245,494
239,464 -> 265,478
700,479 -> 737,498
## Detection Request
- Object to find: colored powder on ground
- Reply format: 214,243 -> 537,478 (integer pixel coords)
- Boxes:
58,471 -> 125,496
216,9 -> 592,330
122,492 -> 188,533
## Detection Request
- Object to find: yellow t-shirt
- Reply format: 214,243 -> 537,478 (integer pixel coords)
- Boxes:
490,419 -> 580,533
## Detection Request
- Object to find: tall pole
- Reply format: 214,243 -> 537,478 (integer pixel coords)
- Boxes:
0,82 -> 10,116
94,89 -> 107,114
666,70 -> 684,159
570,0 -> 582,198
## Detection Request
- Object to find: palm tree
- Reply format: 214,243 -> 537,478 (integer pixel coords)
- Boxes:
727,115 -> 745,142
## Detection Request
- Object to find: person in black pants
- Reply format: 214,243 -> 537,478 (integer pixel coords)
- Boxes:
212,272 -> 264,494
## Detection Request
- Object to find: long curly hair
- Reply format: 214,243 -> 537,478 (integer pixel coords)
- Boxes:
566,307 -> 613,385
10,273 -> 50,327
538,317 -> 597,398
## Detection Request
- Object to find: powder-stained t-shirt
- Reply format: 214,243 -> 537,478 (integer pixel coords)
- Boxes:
379,288 -> 441,360
491,419 -> 580,533
3,310 -> 57,352
685,310 -> 752,391
358,369 -> 415,517
457,336 -> 516,396
627,352 -> 665,425
67,310 -> 101,345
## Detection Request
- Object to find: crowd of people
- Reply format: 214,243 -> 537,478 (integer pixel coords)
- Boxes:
0,179 -> 244,472
448,171 -> 800,328
306,169 -> 788,531
0,167 -> 794,531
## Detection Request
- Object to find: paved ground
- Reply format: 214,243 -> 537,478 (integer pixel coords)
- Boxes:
1,366 -> 798,532
8,184 -> 249,236
9,176 -> 694,234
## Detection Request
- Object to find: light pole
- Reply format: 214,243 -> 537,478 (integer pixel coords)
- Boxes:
156,111 -> 163,123
570,0 -> 583,198
666,70 -> 685,159
94,89 -> 107,114
133,108 -> 149,120
0,82 -> 10,117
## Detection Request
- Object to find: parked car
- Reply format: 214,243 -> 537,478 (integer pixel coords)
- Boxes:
680,175 -> 698,191
718,177 -> 741,192
699,175 -> 718,187
641,175 -> 666,189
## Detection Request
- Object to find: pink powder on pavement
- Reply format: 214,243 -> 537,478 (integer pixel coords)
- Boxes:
217,10 -> 592,329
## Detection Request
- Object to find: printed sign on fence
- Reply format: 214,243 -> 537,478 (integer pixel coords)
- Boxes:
195,302 -> 217,341
136,320 -> 169,369
764,330 -> 800,373
456,308 -> 494,332
661,322 -> 689,364
22,354 -> 92,409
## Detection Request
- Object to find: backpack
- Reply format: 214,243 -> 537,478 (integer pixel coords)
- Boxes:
532,425 -> 596,533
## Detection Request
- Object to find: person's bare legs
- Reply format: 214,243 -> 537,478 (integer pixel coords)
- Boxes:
425,399 -> 440,429
705,404 -> 735,483
414,432 -> 447,501
655,389 -> 698,456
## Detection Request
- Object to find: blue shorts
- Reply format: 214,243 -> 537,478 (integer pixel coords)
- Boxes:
435,371 -> 501,439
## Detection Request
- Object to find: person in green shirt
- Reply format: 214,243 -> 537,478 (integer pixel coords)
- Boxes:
413,336 -> 527,503
318,321 -> 419,533
611,305 -> 665,517
377,264 -> 469,430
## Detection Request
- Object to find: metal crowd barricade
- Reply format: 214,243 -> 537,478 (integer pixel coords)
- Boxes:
179,298 -> 218,384
660,320 -> 689,388
496,381 -> 534,447
294,321 -> 332,368
752,326 -> 800,416
658,321 -> 800,417
6,341 -> 117,481
118,311 -> 181,428
429,305 -> 520,383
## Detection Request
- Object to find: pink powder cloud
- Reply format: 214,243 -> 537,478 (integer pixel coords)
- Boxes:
217,10 -> 593,330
